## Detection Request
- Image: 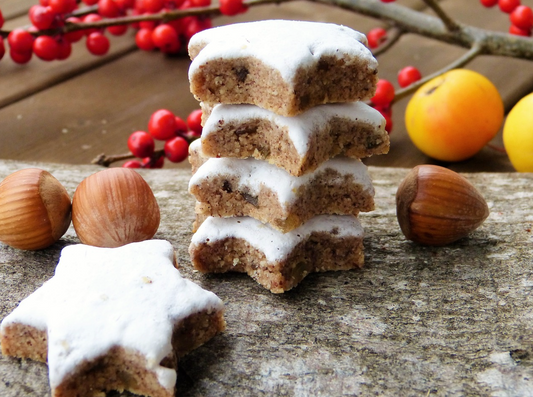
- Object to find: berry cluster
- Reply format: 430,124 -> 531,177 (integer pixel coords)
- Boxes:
365,44 -> 422,135
123,108 -> 202,169
0,0 -> 248,64
481,0 -> 533,36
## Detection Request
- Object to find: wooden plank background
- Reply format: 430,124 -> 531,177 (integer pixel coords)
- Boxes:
1,0 -> 532,172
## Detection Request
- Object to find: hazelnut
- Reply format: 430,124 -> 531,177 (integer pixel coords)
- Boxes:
396,165 -> 489,246
72,168 -> 160,248
0,168 -> 72,250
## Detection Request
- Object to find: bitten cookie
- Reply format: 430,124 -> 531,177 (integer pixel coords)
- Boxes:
188,20 -> 378,116
199,102 -> 388,176
189,215 -> 364,293
0,240 -> 225,397
189,152 -> 375,233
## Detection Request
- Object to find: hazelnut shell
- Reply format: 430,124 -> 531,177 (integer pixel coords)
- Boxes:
396,165 -> 489,246
72,168 -> 160,248
0,168 -> 72,250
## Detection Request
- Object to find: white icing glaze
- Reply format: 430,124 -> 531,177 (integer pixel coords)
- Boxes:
189,138 -> 203,156
0,240 -> 224,391
188,20 -> 377,83
189,156 -> 374,211
202,102 -> 386,156
191,215 -> 363,262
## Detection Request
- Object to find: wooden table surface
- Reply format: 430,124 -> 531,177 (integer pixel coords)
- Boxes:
1,161 -> 533,397
1,0 -> 533,173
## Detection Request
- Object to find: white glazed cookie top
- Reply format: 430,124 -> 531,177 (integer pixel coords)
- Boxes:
0,240 -> 224,391
188,19 -> 377,82
191,215 -> 364,262
189,156 -> 374,210
202,102 -> 386,156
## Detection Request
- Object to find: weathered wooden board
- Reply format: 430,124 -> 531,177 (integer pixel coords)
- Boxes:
1,160 -> 532,396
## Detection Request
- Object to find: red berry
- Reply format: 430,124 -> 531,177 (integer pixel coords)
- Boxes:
397,66 -> 422,88
190,0 -> 211,6
183,16 -> 212,40
10,48 -> 33,64
149,109 -> 178,140
143,0 -> 165,12
175,116 -> 188,135
29,5 -> 55,30
142,155 -> 165,168
380,0 -> 395,2
139,17 -> 157,30
0,39 -> 5,61
219,0 -> 247,16
371,79 -> 395,106
186,109 -> 203,136
128,131 -> 155,158
0,9 -> 4,29
152,24 -> 180,53
86,32 -> 110,55
510,5 -> 533,30
480,0 -> 498,6
83,0 -> 100,4
98,0 -> 121,17
40,0 -> 50,5
33,35 -> 59,61
509,23 -> 531,35
123,160 -> 142,168
134,0 -> 146,12
48,0 -> 77,14
164,137 -> 189,163
82,14 -> 103,35
8,29 -> 34,54
499,0 -> 520,13
56,38 -> 72,60
367,27 -> 387,49
64,17 -> 86,42
169,0 -> 186,7
115,0 -> 135,9
136,29 -> 155,50
108,24 -> 129,36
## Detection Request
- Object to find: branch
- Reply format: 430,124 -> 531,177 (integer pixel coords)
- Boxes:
421,0 -> 461,32
92,152 -> 139,167
393,43 -> 484,103
2,0 -> 533,62
306,0 -> 533,60
372,27 -> 404,57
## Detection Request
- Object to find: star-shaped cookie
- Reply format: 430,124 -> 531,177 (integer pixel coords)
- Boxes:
1,240 -> 225,397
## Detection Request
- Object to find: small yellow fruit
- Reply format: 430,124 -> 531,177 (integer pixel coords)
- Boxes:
0,168 -> 72,250
503,92 -> 533,172
405,69 -> 504,162
396,165 -> 489,246
72,168 -> 160,248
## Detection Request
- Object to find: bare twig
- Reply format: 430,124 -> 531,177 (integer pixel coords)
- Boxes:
393,43 -> 484,103
421,0 -> 461,32
92,152 -> 138,167
2,0 -> 533,62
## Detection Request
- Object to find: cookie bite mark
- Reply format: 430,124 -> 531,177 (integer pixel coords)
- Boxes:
188,20 -> 378,116
199,102 -> 389,176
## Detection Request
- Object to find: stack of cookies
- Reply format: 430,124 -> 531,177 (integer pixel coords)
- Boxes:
186,20 -> 389,293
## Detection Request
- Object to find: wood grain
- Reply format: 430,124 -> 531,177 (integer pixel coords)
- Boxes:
1,160 -> 532,396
